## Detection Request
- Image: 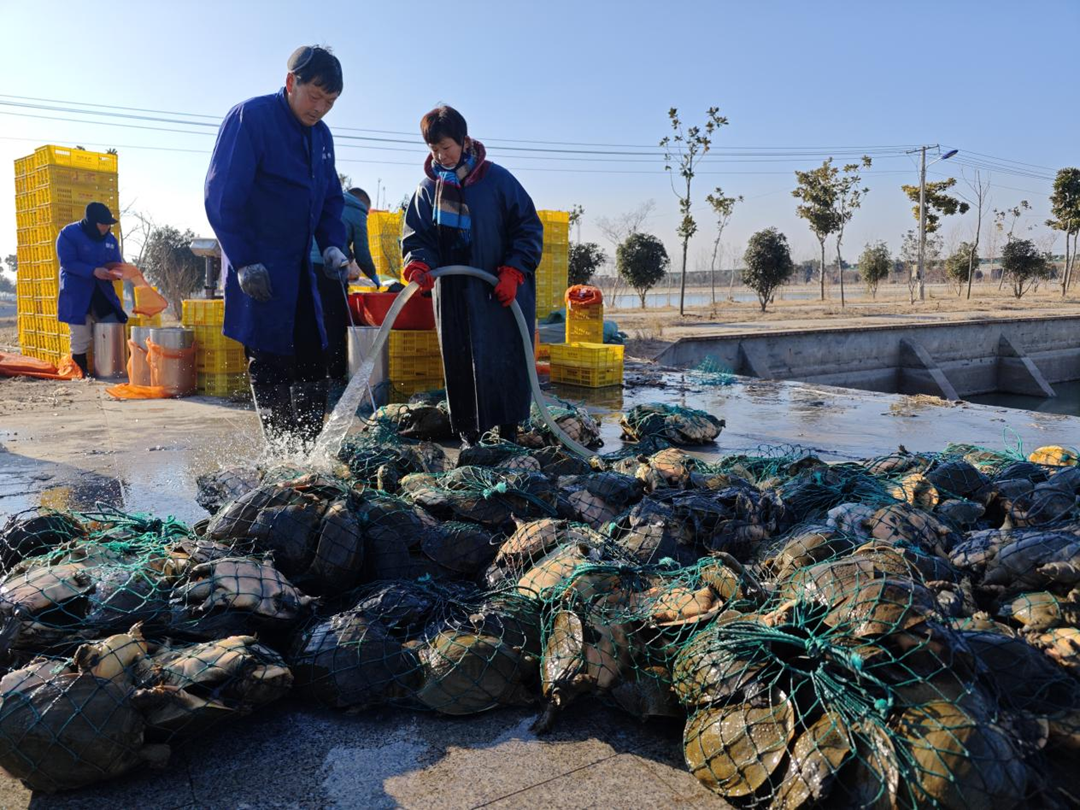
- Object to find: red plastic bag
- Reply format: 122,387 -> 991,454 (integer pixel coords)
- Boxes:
565,285 -> 603,309
0,353 -> 83,380
106,263 -> 169,317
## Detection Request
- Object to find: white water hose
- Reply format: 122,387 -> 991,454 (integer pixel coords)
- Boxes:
314,265 -> 598,461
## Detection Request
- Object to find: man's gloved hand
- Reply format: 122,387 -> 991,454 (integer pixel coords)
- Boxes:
494,266 -> 525,307
322,246 -> 350,281
237,263 -> 273,302
403,261 -> 434,292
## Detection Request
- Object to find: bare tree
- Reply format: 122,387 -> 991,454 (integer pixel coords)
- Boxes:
962,170 -> 990,300
596,200 -> 655,302
705,188 -> 741,306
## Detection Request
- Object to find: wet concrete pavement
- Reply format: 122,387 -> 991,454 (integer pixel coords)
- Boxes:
1,368 -> 1078,808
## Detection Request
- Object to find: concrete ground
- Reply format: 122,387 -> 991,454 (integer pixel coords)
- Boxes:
1,367 -> 1079,807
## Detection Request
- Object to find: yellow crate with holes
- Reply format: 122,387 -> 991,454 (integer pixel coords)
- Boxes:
28,165 -> 119,192
566,318 -> 604,345
29,243 -> 55,263
197,346 -> 247,374
15,193 -> 32,213
32,198 -> 118,226
32,224 -> 60,246
14,155 -> 34,177
197,371 -> 250,398
181,298 -> 225,326
389,353 -> 444,381
31,185 -> 119,209
388,329 -> 440,358
30,145 -> 118,173
549,342 -> 623,388
367,210 -> 403,282
16,210 -> 34,229
16,245 -> 31,265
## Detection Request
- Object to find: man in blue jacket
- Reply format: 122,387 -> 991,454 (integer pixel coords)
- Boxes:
310,186 -> 379,382
56,202 -> 127,377
205,45 -> 350,446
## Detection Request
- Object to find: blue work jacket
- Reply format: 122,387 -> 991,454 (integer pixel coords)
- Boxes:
56,221 -> 126,325
204,88 -> 346,354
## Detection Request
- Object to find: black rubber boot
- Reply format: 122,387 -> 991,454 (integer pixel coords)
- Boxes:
291,379 -> 329,446
72,353 -> 90,378
459,430 -> 480,449
496,424 -> 519,445
250,380 -> 295,445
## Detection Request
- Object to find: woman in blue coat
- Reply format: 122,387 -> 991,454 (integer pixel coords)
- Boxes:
56,202 -> 127,376
402,106 -> 543,446
204,45 -> 349,446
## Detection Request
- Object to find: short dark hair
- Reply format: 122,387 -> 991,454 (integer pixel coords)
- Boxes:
421,106 -> 468,146
348,187 -> 371,206
288,45 -> 343,95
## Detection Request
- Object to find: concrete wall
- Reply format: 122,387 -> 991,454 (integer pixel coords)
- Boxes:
656,315 -> 1080,398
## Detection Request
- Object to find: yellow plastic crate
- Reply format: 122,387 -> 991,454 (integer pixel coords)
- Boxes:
16,210 -> 34,229
367,210 -> 403,281
197,346 -> 247,374
549,342 -> 623,388
389,376 -> 445,403
16,245 -> 31,265
31,185 -> 119,208
389,353 -> 444,381
388,329 -> 440,357
31,224 -> 60,246
15,193 -> 33,213
28,165 -> 119,192
182,298 -> 225,327
32,198 -> 118,227
30,145 -> 118,173
197,372 -> 250,398
14,155 -> 33,177
566,318 -> 604,345
29,243 -> 55,263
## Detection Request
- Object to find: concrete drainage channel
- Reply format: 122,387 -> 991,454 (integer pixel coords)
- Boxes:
656,314 -> 1080,404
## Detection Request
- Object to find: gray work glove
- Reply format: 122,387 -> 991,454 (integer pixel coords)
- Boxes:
237,263 -> 273,302
322,246 -> 350,282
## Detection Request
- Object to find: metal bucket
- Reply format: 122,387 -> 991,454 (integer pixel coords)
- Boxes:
148,327 -> 196,396
347,326 -> 388,405
92,322 -> 128,381
130,326 -> 153,351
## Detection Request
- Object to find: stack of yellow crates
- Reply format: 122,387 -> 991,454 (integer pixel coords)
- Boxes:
535,210 -> 569,319
565,291 -> 604,344
367,210 -> 404,282
181,299 -> 249,397
549,343 -> 624,389
387,329 -> 443,402
14,145 -> 119,364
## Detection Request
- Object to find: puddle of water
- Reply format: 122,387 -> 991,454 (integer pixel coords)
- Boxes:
966,380 -> 1080,417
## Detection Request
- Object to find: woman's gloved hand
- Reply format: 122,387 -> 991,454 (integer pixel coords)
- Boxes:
403,261 -> 434,292
237,263 -> 273,302
494,266 -> 525,307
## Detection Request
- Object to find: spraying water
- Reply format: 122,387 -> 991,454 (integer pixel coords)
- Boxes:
309,266 -> 598,464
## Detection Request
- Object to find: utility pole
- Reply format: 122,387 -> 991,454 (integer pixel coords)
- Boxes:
917,146 -> 928,301
907,144 -> 958,303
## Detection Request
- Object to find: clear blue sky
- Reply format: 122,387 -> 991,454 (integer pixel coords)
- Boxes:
2,0 -> 1076,272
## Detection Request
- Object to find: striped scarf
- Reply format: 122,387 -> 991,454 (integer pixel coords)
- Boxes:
426,140 -> 488,248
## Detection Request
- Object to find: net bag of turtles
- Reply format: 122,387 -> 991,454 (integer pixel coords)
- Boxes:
0,402 -> 1078,806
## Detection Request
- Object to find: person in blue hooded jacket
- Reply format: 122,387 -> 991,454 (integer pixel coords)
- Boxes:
204,45 -> 350,446
310,187 -> 379,382
402,106 -> 543,446
56,202 -> 127,377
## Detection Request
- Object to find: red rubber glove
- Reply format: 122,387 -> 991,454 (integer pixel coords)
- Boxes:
494,266 -> 525,307
403,261 -> 434,292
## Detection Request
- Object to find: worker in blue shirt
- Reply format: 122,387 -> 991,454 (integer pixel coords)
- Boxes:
56,202 -> 127,377
204,45 -> 350,447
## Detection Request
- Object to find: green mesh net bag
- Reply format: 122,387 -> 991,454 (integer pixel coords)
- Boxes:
338,422 -> 450,492
519,397 -> 602,450
363,400 -> 454,441
620,403 -> 725,445
397,466 -> 560,527
0,626 -> 290,793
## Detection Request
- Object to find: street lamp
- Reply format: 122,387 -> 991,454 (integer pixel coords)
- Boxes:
910,145 -> 959,301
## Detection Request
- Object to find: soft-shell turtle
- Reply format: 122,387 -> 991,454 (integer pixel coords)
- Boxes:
925,459 -> 991,501
170,556 -> 312,636
414,630 -> 536,715
894,700 -> 1027,810
635,447 -> 697,491
620,403 -> 725,446
1028,445 -> 1079,467
0,509 -> 86,574
290,610 -> 420,709
683,696 -> 795,798
889,473 -> 940,510
0,666 -> 168,792
420,521 -> 496,576
1033,627 -> 1080,676
132,635 -> 291,736
1000,591 -> 1080,631
516,543 -> 596,599
980,530 -> 1080,594
772,711 -> 853,809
